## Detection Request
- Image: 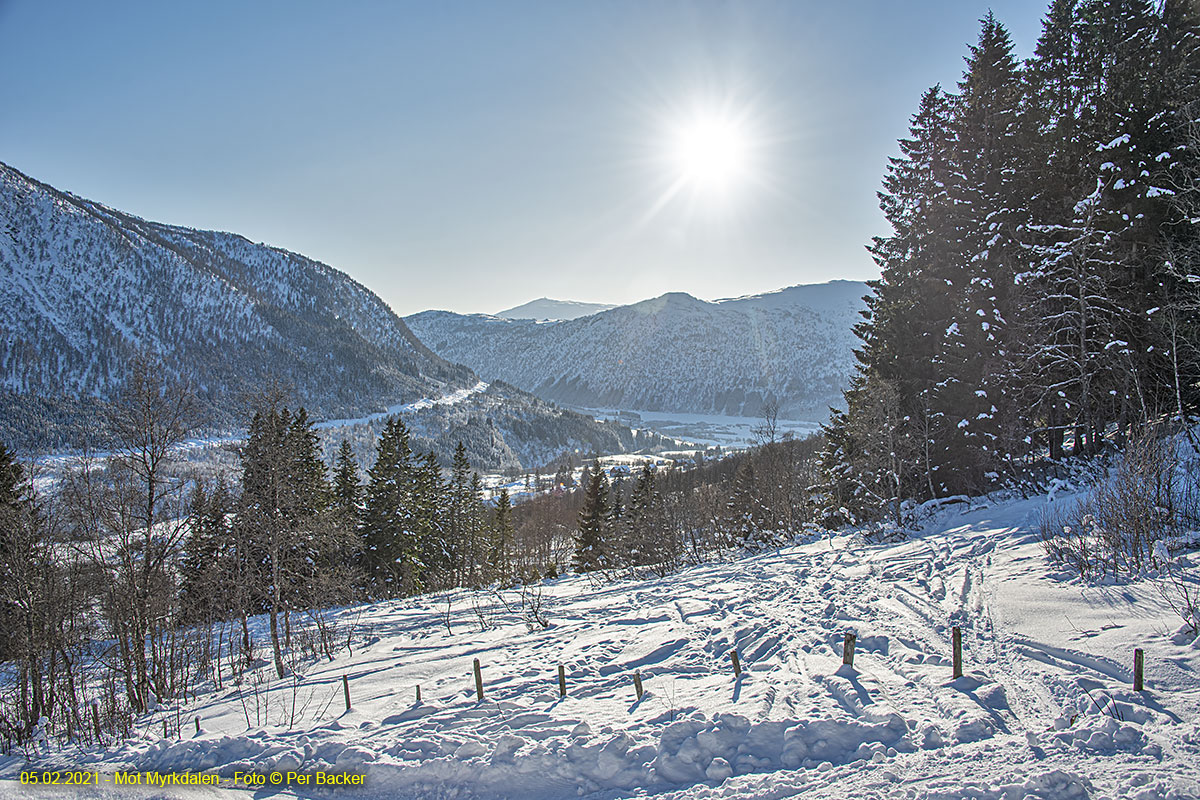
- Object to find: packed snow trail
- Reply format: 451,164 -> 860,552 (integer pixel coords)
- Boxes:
3,491 -> 1197,799
313,381 -> 489,429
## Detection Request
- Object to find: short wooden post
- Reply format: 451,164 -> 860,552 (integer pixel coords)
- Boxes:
730,649 -> 742,678
416,685 -> 422,704
843,633 -> 856,667
473,658 -> 484,701
952,627 -> 963,679
342,674 -> 351,711
194,716 -> 200,736
1134,648 -> 1144,691
558,664 -> 567,698
632,670 -> 644,701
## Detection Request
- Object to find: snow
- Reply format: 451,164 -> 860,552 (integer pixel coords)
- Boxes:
3,493 -> 1197,798
580,408 -> 821,449
34,382 -> 492,474
1099,134 -> 1131,151
315,381 -> 490,430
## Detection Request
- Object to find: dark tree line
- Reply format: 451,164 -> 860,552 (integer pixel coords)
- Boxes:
822,1 -> 1200,524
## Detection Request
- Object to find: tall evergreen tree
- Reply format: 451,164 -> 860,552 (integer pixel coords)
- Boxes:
331,439 -> 361,520
361,417 -> 419,597
236,402 -> 330,677
573,464 -> 610,573
491,487 -> 514,584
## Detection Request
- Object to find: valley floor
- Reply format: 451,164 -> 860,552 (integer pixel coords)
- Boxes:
3,491 -> 1198,799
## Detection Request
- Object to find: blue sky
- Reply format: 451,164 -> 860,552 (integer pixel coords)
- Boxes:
0,1 -> 1049,315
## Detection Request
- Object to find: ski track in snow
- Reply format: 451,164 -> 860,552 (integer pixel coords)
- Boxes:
3,493 -> 1198,799
314,381 -> 490,429
32,382 -> 492,472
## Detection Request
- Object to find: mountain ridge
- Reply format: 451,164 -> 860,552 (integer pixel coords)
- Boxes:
0,161 -> 661,469
406,281 -> 867,420
494,297 -> 616,321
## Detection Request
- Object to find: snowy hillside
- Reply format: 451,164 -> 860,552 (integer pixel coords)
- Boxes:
0,160 -> 470,437
0,161 -> 656,468
495,298 -> 617,321
406,281 -> 867,420
320,380 -> 667,474
9,490 -> 1196,799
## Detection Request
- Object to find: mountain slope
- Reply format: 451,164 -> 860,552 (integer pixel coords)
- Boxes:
0,161 -> 659,468
407,281 -> 867,420
495,298 -> 616,320
0,161 -> 468,422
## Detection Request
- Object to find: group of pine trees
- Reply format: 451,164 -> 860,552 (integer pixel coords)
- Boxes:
557,435 -> 824,578
571,463 -> 673,574
178,408 -> 521,678
0,362 -> 519,748
823,1 -> 1200,524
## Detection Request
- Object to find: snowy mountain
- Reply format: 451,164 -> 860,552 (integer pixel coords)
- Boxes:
10,489 -> 1195,797
495,298 -> 616,321
0,161 -> 659,467
407,281 -> 867,420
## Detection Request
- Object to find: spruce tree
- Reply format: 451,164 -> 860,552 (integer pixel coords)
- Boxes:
236,402 -> 330,677
727,459 -> 767,544
627,463 -> 671,571
445,442 -> 473,585
179,478 -> 232,625
332,439 -> 361,520
491,487 -> 514,584
573,464 -> 610,573
412,450 -> 447,590
940,12 -> 1030,482
361,417 -> 418,597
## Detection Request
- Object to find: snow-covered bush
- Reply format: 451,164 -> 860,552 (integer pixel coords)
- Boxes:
1039,429 -> 1200,579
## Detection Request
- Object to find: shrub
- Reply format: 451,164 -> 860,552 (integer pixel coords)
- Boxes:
1039,428 -> 1200,579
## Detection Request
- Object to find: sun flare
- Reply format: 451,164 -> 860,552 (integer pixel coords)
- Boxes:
672,114 -> 750,194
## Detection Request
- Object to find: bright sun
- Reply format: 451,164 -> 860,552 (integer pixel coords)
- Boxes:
641,98 -> 765,225
673,115 -> 749,193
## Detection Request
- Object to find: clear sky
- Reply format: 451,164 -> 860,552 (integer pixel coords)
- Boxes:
0,1 -> 1050,316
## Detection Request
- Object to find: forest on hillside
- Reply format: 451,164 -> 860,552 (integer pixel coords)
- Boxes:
822,1 -> 1200,524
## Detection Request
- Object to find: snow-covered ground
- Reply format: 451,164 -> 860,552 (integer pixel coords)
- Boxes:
314,381 -> 490,429
579,408 -> 822,449
4,491 -> 1198,799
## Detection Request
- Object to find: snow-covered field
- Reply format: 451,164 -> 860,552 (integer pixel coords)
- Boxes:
4,491 -> 1198,799
580,408 -> 822,449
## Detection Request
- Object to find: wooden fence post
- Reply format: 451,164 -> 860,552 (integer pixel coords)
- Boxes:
952,627 -> 963,679
416,685 -> 422,704
632,671 -> 644,701
558,664 -> 567,698
1134,648 -> 1144,691
473,658 -> 484,702
843,633 -> 856,667
730,649 -> 742,678
194,716 -> 200,736
342,675 -> 351,711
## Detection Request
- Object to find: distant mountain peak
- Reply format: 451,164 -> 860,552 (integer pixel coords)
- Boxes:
407,280 -> 869,420
495,298 -> 616,321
